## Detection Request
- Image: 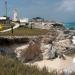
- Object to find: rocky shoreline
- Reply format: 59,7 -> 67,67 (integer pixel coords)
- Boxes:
0,23 -> 75,73
0,25 -> 75,58
0,29 -> 75,59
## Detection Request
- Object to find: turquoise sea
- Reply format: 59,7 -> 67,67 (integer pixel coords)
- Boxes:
64,23 -> 75,30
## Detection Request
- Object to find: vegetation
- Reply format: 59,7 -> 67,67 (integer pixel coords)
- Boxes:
0,23 -> 14,30
0,52 -> 75,75
0,55 -> 57,75
0,55 -> 75,75
0,27 -> 49,36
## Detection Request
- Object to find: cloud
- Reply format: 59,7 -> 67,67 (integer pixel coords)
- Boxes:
58,0 -> 75,12
52,0 -> 75,22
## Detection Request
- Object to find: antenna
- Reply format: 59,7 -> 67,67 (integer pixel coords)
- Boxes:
4,0 -> 7,17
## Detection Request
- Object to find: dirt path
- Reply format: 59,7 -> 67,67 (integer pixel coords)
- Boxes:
0,23 -> 19,32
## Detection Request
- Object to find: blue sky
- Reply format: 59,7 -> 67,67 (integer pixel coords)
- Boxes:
0,0 -> 75,22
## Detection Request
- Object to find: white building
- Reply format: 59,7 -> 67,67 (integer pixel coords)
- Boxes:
0,17 -> 6,20
20,18 -> 29,26
0,16 -> 7,24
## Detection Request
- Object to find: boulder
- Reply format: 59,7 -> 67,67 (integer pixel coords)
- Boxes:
15,37 -> 58,62
40,37 -> 57,60
17,40 -> 41,62
52,23 -> 65,30
56,30 -> 66,41
15,44 -> 29,61
54,39 -> 72,51
41,43 -> 57,60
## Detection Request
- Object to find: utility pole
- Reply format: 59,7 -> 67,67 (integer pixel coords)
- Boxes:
4,0 -> 7,24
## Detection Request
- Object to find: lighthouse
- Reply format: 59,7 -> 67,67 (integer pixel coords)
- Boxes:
13,9 -> 18,21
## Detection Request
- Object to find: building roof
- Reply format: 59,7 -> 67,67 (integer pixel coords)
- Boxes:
20,18 -> 29,23
0,17 -> 6,20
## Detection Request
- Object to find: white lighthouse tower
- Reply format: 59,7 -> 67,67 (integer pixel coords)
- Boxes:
13,9 -> 18,21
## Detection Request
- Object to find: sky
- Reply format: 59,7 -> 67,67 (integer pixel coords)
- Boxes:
0,0 -> 75,22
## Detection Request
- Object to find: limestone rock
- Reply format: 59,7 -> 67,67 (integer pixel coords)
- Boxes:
15,44 -> 29,61
17,40 -> 41,62
52,23 -> 65,30
56,30 -> 66,41
41,43 -> 56,60
54,39 -> 72,51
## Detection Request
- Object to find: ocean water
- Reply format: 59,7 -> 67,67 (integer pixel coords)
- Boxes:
64,23 -> 75,30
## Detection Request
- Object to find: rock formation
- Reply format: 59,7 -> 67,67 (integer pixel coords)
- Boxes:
14,31 -> 74,62
0,23 -> 75,62
54,39 -> 72,51
15,40 -> 42,62
15,37 -> 58,62
40,37 -> 57,60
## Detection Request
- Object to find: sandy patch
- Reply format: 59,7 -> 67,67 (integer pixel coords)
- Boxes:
25,56 -> 75,72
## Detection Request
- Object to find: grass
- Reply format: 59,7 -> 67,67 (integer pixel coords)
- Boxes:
0,27 -> 49,36
0,55 -> 57,75
0,23 -> 15,30
0,55 -> 75,75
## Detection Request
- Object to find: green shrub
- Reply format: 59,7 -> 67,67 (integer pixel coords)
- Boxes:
0,28 -> 49,36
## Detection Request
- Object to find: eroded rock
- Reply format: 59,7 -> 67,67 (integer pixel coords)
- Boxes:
41,43 -> 57,59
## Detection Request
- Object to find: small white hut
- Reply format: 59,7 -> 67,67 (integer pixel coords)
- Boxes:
20,18 -> 29,26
